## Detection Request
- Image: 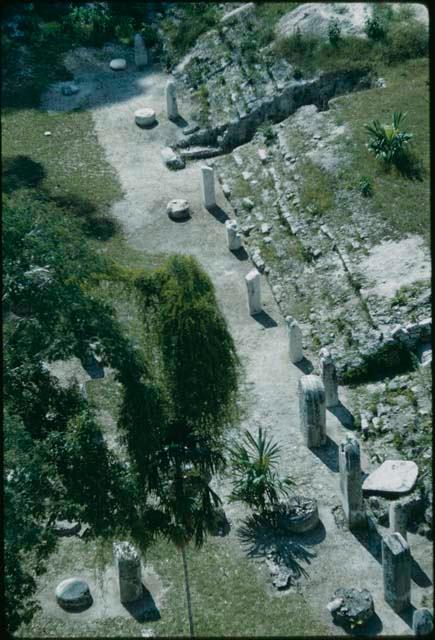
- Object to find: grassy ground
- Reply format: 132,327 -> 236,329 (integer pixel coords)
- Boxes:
296,57 -> 429,243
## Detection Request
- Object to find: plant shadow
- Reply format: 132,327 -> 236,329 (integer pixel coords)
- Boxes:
122,585 -> 161,623
237,511 -> 326,582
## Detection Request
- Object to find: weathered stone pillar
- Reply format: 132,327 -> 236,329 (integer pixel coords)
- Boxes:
113,541 -> 142,603
382,532 -> 411,612
413,608 -> 433,636
319,347 -> 339,408
245,268 -> 261,316
298,375 -> 326,448
200,165 -> 216,210
338,436 -> 366,528
166,80 -> 179,120
286,316 -> 303,364
134,33 -> 148,68
225,219 -> 242,251
389,499 -> 408,540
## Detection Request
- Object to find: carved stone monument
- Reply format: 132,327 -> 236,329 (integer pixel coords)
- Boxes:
298,375 -> 326,448
382,532 -> 411,613
245,269 -> 262,316
113,541 -> 142,604
134,33 -> 148,68
319,347 -> 339,408
339,436 -> 366,528
225,220 -> 242,251
200,165 -> 216,210
166,80 -> 179,121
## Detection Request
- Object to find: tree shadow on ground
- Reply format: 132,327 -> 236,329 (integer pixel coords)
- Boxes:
2,155 -> 46,193
122,584 -> 161,623
253,311 -> 277,329
237,511 -> 325,581
328,402 -> 355,429
310,436 -> 339,473
294,357 -> 314,374
49,192 -> 120,241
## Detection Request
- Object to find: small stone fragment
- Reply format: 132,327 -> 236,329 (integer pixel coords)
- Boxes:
167,199 -> 190,220
110,58 -> 127,71
61,83 -> 79,96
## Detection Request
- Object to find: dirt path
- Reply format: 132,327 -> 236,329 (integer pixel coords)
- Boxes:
63,53 -> 431,636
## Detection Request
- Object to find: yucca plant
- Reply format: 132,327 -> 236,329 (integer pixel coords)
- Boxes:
364,111 -> 413,166
228,428 -> 293,513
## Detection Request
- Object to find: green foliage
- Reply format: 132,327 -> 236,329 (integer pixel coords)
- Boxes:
229,428 -> 293,513
359,175 -> 374,197
114,15 -> 135,45
62,4 -> 114,47
328,18 -> 341,47
340,341 -> 415,385
364,111 -> 413,167
364,15 -> 387,41
385,20 -> 429,64
258,120 -> 277,144
161,4 -> 219,62
299,160 -> 335,216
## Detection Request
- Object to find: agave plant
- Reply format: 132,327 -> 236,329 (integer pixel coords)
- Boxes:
364,111 -> 413,166
228,428 -> 293,513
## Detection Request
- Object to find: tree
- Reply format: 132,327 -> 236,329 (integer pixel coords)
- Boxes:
129,255 -> 240,636
229,427 -> 293,514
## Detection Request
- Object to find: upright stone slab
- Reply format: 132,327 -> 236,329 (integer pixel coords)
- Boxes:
319,347 -> 339,408
134,33 -> 148,68
286,316 -> 303,364
166,80 -> 179,121
382,532 -> 411,613
113,541 -> 142,604
413,608 -> 433,636
389,499 -> 408,540
200,165 -> 216,210
298,375 -> 326,448
338,436 -> 366,528
225,220 -> 242,251
245,269 -> 261,316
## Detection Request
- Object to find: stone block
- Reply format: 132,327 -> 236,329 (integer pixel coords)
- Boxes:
298,375 -> 326,448
382,532 -> 411,612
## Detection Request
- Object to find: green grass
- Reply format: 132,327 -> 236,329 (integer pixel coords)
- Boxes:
330,58 -> 429,241
19,533 -> 329,637
299,160 -> 335,217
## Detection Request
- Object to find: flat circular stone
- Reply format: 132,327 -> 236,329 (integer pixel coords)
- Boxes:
135,108 -> 156,127
362,460 -> 418,496
167,199 -> 190,220
55,578 -> 92,611
275,496 -> 319,533
327,587 -> 374,628
110,58 -> 127,71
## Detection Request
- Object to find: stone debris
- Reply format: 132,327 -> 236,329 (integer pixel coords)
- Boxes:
327,587 -> 375,628
44,131 -> 52,136
242,197 -> 254,210
413,608 -> 433,636
362,460 -> 418,496
61,83 -> 79,96
161,147 -> 185,170
110,58 -> 127,71
55,578 -> 93,611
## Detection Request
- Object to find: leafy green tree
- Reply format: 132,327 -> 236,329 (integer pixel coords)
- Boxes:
229,428 -> 293,514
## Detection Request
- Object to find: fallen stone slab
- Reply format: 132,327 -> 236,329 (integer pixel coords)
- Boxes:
167,199 -> 190,221
180,146 -> 222,160
110,58 -> 127,71
327,587 -> 375,628
362,460 -> 418,496
55,578 -> 93,611
135,108 -> 156,127
161,147 -> 185,170
182,124 -> 200,136
54,520 -> 81,537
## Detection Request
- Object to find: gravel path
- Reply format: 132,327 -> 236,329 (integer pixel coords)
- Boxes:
58,50 -> 431,636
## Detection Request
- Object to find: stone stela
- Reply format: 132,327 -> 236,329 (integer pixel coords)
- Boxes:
389,499 -> 408,540
319,347 -> 339,408
134,33 -> 148,68
113,541 -> 142,604
286,316 -> 303,364
298,375 -> 326,448
382,532 -> 411,613
166,80 -> 179,121
245,268 -> 262,316
338,436 -> 366,529
225,219 -> 242,251
200,165 -> 216,210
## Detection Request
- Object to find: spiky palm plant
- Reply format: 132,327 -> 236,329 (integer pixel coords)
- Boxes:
364,111 -> 413,166
229,428 -> 293,513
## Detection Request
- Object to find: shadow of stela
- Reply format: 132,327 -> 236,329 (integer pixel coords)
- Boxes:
310,435 -> 339,473
294,357 -> 314,374
237,512 -> 326,581
328,401 -> 355,429
231,246 -> 249,261
122,585 -> 161,623
253,310 -> 278,329
207,204 -> 230,223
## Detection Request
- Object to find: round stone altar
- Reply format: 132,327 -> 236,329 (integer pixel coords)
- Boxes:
275,496 -> 319,533
327,587 -> 375,628
109,58 -> 127,71
55,578 -> 93,611
167,199 -> 190,220
135,108 -> 156,127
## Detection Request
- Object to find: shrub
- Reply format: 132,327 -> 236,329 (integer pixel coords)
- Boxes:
364,111 -> 413,167
385,21 -> 429,64
258,121 -> 277,144
359,176 -> 373,197
115,16 -> 135,45
63,4 -> 114,47
364,15 -> 387,41
328,18 -> 341,47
